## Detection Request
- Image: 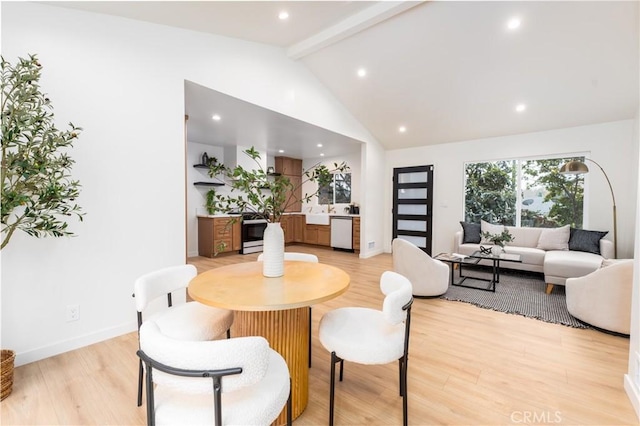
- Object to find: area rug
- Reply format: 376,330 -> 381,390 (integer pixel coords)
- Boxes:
439,268 -> 588,329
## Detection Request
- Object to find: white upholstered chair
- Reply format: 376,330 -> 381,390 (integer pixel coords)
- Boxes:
138,319 -> 291,426
134,264 -> 234,406
258,251 -> 318,367
392,238 -> 449,297
565,259 -> 633,336
319,271 -> 414,426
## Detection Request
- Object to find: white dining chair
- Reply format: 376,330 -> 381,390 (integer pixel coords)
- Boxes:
258,251 -> 318,367
133,264 -> 234,406
138,318 -> 291,426
319,271 -> 414,426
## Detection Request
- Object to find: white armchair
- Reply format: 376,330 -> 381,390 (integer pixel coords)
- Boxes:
392,238 -> 449,297
565,259 -> 633,335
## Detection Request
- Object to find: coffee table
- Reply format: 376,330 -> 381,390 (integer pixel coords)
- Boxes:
435,251 -> 522,292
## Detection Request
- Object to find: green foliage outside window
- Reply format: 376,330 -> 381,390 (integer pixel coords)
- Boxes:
464,156 -> 584,228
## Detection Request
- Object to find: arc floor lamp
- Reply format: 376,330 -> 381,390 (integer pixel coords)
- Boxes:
559,158 -> 617,259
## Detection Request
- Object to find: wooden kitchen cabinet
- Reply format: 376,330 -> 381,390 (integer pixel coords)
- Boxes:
198,216 -> 240,257
292,214 -> 304,243
280,216 -> 294,244
352,217 -> 361,250
275,156 -> 303,213
304,224 -> 331,247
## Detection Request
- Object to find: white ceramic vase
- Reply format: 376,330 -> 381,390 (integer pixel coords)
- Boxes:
262,222 -> 285,277
491,245 -> 503,256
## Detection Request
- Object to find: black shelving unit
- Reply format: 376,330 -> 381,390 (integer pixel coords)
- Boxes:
193,164 -> 210,169
193,181 -> 224,187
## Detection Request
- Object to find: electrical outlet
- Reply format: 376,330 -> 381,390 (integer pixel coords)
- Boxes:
66,304 -> 79,322
368,241 -> 375,249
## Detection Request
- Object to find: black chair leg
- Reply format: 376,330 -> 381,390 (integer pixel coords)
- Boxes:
226,328 -> 231,339
401,355 -> 408,426
339,358 -> 344,381
137,358 -> 144,406
329,351 -> 339,426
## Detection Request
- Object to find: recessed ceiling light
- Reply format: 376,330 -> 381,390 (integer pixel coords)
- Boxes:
515,104 -> 527,112
507,17 -> 521,30
357,68 -> 367,78
211,114 -> 221,121
320,153 -> 325,157
317,143 -> 323,148
278,11 -> 289,20
278,149 -> 284,153
399,126 -> 407,133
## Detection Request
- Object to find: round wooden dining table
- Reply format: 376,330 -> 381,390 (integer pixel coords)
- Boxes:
188,260 -> 350,425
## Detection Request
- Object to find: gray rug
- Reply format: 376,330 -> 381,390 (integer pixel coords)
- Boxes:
440,267 -> 588,329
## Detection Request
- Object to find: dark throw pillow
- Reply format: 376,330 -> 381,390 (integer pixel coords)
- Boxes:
568,228 -> 608,255
460,221 -> 481,244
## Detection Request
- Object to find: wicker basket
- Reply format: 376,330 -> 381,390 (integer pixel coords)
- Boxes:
1,350 -> 16,401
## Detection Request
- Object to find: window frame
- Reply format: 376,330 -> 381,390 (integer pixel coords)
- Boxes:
462,153 -> 588,228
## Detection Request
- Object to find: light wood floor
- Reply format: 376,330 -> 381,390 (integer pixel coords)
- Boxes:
2,246 -> 637,425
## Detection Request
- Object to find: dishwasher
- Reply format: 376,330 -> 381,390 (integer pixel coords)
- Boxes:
330,216 -> 353,251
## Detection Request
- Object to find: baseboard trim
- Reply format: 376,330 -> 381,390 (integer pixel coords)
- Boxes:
15,321 -> 137,367
624,374 -> 640,421
359,248 -> 384,259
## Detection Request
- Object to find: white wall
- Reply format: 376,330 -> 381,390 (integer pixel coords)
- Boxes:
385,120 -> 638,259
1,2 -> 383,366
624,110 -> 640,419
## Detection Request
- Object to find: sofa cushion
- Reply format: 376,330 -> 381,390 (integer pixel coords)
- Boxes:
544,250 -> 603,280
503,246 -> 546,267
459,221 -> 481,244
505,226 -> 542,249
569,228 -> 608,255
536,225 -> 570,251
480,220 -> 504,243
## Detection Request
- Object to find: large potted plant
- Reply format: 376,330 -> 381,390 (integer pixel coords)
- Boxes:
208,147 -> 347,277
1,54 -> 84,399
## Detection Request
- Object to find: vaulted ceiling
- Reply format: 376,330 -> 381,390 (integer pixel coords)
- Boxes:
50,1 -> 639,157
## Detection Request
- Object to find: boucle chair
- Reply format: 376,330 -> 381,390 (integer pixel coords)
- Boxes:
319,271 -> 414,426
134,264 -> 234,406
138,319 -> 291,426
565,259 -> 633,336
258,251 -> 318,367
392,238 -> 449,297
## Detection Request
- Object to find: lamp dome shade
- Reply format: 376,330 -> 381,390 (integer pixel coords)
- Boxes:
559,161 -> 589,175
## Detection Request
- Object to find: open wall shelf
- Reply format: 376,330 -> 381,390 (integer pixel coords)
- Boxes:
193,182 -> 224,187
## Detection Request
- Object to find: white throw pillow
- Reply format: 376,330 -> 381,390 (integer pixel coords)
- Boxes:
536,225 -> 570,251
480,220 -> 504,244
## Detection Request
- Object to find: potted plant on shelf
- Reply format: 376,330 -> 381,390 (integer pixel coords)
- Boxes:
480,229 -> 514,255
1,54 -> 85,399
208,147 -> 348,277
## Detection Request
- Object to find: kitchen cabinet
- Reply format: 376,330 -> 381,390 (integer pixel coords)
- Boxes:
198,216 -> 240,257
304,224 -> 331,247
292,214 -> 304,243
352,217 -> 361,250
280,216 -> 294,244
275,156 -> 303,213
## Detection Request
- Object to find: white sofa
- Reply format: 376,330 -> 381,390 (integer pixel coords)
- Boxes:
454,226 -> 614,294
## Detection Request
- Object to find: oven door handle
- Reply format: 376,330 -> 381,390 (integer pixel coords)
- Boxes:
243,219 -> 268,224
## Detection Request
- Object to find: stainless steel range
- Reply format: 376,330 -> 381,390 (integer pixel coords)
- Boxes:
241,213 -> 268,254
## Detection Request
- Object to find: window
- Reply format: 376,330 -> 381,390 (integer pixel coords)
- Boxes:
464,156 -> 584,228
319,173 -> 351,204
